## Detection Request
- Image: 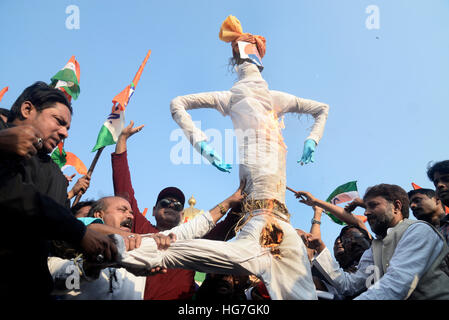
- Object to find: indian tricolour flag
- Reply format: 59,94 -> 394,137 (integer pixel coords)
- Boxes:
50,56 -> 80,101
325,181 -> 361,225
51,141 -> 87,175
91,93 -> 128,152
91,50 -> 151,152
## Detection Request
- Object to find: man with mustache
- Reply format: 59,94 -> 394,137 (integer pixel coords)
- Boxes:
0,82 -> 117,299
111,121 -> 242,299
308,184 -> 449,299
49,196 -> 149,299
408,188 -> 448,244
49,184 -> 244,299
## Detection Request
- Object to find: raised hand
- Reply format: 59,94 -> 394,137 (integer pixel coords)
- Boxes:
69,174 -> 91,198
344,198 -> 366,212
294,190 -> 317,207
120,120 -> 145,140
116,120 -> 144,154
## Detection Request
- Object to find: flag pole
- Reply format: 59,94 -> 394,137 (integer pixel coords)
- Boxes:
286,186 -> 297,194
71,146 -> 105,208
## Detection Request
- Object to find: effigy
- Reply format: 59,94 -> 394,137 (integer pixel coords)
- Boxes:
118,15 -> 329,300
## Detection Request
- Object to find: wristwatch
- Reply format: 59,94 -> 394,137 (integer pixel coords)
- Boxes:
311,218 -> 321,225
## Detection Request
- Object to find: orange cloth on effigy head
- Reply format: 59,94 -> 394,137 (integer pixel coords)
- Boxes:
219,15 -> 266,58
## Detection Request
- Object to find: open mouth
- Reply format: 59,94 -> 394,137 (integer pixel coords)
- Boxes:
120,219 -> 133,231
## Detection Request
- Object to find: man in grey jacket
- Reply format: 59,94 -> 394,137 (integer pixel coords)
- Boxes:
308,183 -> 449,300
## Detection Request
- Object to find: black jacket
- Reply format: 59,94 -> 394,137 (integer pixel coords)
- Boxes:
0,124 -> 86,299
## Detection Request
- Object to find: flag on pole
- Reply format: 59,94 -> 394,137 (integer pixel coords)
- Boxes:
92,50 -> 151,152
325,181 -> 367,225
50,56 -> 80,102
51,141 -> 87,175
0,87 -> 8,103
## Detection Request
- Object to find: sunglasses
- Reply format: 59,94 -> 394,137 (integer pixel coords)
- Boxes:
159,198 -> 183,211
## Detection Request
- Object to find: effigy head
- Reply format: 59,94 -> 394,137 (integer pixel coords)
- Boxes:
219,15 -> 266,67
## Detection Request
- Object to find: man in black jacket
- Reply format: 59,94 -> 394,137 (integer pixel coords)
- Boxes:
0,82 -> 117,299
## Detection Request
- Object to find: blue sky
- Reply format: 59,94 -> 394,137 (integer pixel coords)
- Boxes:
1,0 -> 448,250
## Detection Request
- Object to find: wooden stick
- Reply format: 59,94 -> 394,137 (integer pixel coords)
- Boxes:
286,186 -> 297,194
71,146 -> 105,207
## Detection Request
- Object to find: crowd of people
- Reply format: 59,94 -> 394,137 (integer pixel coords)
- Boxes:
1,14 -> 449,302
0,80 -> 448,301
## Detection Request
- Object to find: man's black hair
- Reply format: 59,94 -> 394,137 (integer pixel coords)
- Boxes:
408,188 -> 446,212
8,81 -> 72,122
407,188 -> 436,200
339,225 -> 372,244
70,200 -> 95,216
363,184 -> 410,219
427,160 -> 449,182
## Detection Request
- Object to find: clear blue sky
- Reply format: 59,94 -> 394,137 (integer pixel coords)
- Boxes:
1,0 -> 448,250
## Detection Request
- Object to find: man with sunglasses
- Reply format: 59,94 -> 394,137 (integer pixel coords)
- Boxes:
111,121 -> 241,300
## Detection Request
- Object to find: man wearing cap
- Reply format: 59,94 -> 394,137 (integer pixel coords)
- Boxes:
111,121 -> 240,299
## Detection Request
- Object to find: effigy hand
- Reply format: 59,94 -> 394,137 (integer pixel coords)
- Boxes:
212,160 -> 232,173
195,141 -> 232,173
298,139 -> 316,165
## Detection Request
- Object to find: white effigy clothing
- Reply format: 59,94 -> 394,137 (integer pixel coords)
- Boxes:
120,62 -> 329,299
170,62 -> 329,203
121,210 -> 317,299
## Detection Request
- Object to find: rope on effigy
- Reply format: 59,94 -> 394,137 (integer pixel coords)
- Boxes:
232,198 -> 290,259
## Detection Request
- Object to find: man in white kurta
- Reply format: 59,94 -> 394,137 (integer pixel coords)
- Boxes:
118,58 -> 329,299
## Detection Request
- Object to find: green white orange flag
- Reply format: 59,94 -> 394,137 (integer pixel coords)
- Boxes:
0,87 -> 8,103
50,56 -> 80,102
325,181 -> 367,225
92,50 -> 151,152
51,141 -> 87,175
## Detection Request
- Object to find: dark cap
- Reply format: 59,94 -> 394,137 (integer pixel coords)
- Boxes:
156,187 -> 185,207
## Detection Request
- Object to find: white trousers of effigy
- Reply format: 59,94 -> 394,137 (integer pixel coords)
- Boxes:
120,213 -> 317,300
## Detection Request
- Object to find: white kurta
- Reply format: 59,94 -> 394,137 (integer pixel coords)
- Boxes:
48,257 -> 146,300
119,62 -> 329,300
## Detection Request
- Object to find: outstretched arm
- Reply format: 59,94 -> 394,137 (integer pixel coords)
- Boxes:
295,190 -> 369,234
170,92 -> 231,146
111,121 -> 148,234
271,91 -> 329,164
170,92 -> 233,172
